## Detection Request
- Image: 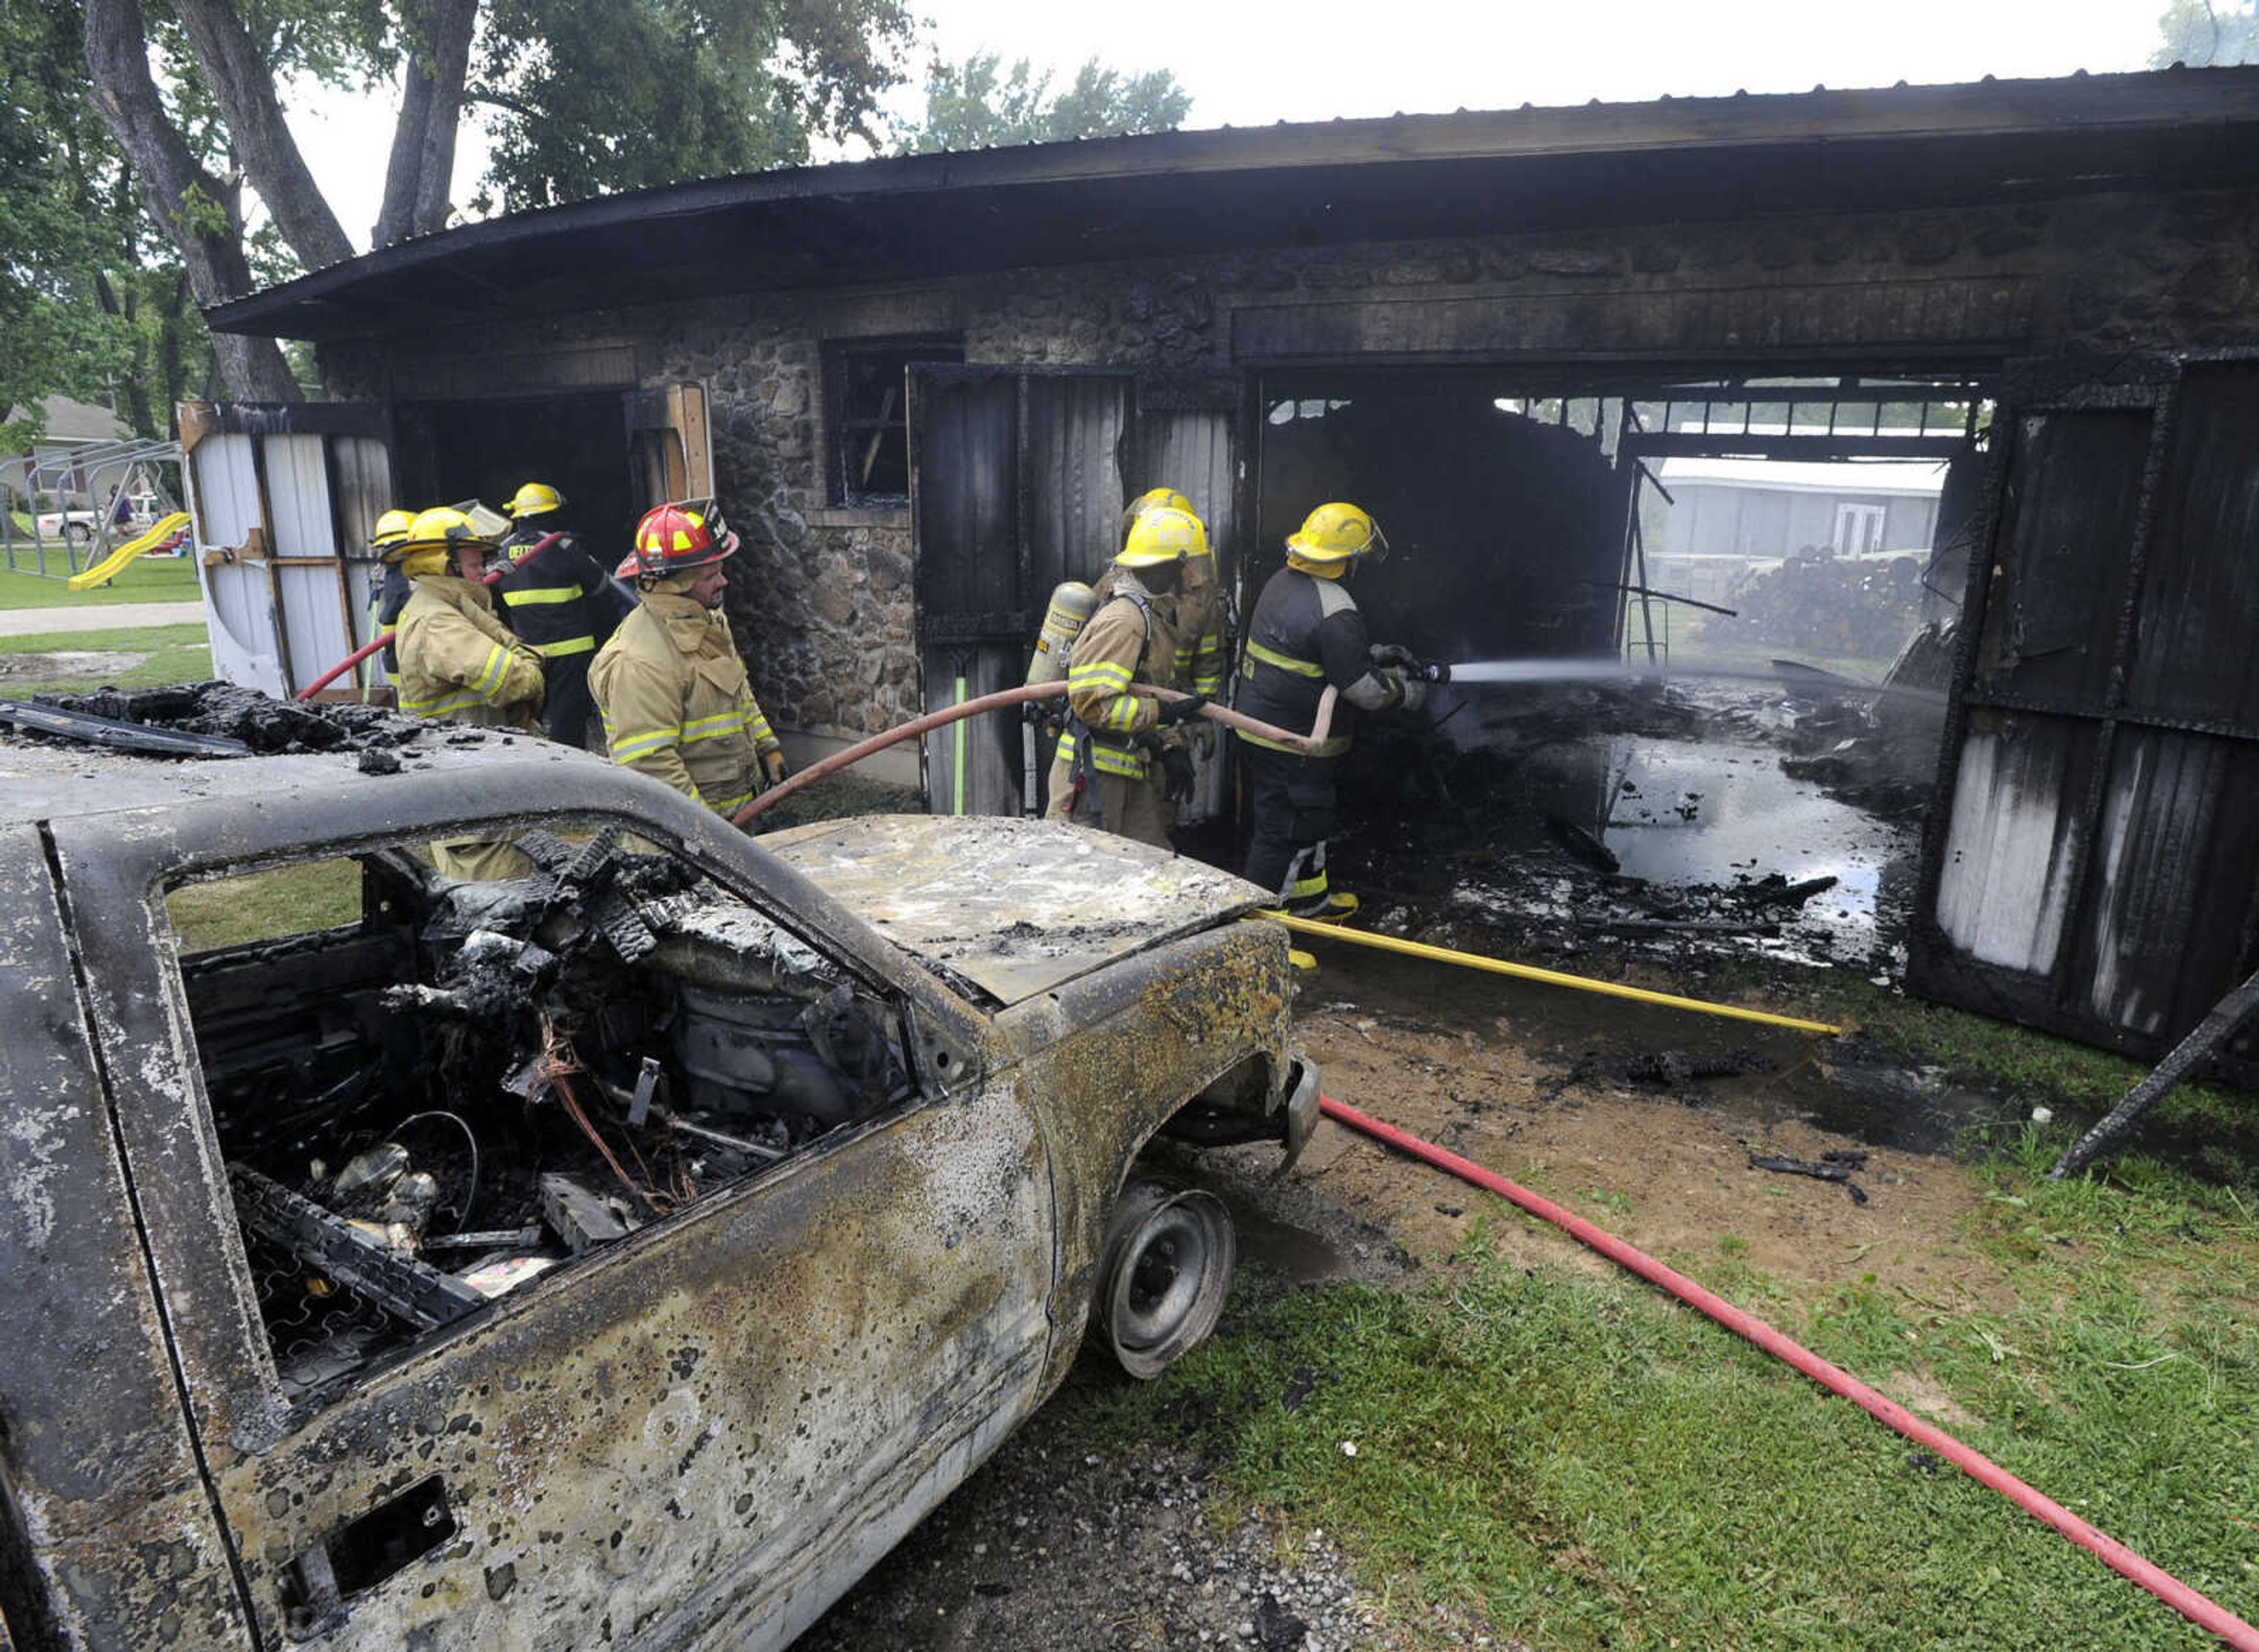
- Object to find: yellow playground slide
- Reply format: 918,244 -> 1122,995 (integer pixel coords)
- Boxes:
66,511 -> 194,592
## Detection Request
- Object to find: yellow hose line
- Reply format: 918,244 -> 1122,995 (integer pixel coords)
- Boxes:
1262,912 -> 1841,1035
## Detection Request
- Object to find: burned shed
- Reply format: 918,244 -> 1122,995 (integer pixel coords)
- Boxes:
201,68 -> 2259,1071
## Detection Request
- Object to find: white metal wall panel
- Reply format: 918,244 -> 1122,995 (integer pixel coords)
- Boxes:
188,434 -> 261,549
262,435 -> 333,559
331,436 -> 391,555
275,564 -> 354,696
185,432 -> 286,697
1933,717 -> 2080,972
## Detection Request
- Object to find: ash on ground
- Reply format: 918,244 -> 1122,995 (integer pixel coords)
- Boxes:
1329,648 -> 1947,980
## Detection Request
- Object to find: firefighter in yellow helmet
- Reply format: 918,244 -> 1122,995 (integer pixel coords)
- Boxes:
492,482 -> 633,750
589,502 -> 785,822
1057,505 -> 1210,847
1232,501 -> 1425,918
1043,487 -> 1224,821
1124,487 -> 1230,710
367,507 -> 417,674
385,505 -> 547,880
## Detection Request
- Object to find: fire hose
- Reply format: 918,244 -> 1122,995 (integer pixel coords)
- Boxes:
731,684 -> 1338,827
296,532 -> 564,701
1318,1091 -> 2259,1652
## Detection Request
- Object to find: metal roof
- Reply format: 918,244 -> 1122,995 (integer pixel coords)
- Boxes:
211,68 -> 2259,342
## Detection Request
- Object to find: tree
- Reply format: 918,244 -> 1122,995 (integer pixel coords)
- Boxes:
2151,0 -> 2259,65
3,0 -> 211,443
79,0 -> 917,399
895,51 -> 1191,155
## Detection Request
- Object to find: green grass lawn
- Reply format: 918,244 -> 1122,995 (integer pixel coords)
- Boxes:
0,551 -> 201,608
1055,1132 -> 2259,1649
0,621 -> 212,698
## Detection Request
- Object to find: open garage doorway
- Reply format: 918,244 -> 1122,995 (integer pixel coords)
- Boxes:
1250,367 -> 1994,974
394,391 -> 643,561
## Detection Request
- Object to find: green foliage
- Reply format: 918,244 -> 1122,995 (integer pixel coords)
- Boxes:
2152,0 -> 2259,65
896,50 -> 1191,154
470,0 -> 916,211
1055,1186 -> 2259,1649
2,0 -> 214,437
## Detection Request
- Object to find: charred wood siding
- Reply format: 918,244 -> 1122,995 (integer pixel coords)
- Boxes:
1913,357 -> 2259,1075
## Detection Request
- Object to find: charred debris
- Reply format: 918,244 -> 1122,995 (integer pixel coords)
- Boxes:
188,826 -> 907,1407
1325,625 -> 1954,977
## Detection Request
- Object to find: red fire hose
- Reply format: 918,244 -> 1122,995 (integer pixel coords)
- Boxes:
732,683 -> 1339,827
1317,1093 -> 2259,1651
296,532 -> 562,701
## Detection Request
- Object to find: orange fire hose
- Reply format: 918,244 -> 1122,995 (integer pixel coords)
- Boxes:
732,684 -> 1338,827
1320,1093 -> 2259,1651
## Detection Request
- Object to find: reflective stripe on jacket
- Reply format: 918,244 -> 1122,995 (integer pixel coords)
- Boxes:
589,591 -> 780,817
394,576 -> 544,728
493,528 -> 634,661
1066,582 -> 1182,782
1232,566 -> 1379,757
1179,563 -> 1229,698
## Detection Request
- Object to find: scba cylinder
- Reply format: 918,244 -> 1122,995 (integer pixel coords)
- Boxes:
1026,581 -> 1097,686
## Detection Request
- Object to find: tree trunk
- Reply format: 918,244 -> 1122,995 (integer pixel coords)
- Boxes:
96,272 -> 159,438
159,272 -> 192,439
376,0 -> 480,247
169,0 -> 357,274
84,0 -> 302,401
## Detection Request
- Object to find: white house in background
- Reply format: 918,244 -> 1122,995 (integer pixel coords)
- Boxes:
1657,455 -> 1947,560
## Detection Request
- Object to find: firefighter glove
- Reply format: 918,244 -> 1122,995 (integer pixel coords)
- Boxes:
1368,642 -> 1420,671
1161,744 -> 1198,802
763,748 -> 789,785
1395,674 -> 1428,713
1154,692 -> 1210,727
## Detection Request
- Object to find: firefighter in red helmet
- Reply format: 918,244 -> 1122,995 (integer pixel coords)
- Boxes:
589,502 -> 786,821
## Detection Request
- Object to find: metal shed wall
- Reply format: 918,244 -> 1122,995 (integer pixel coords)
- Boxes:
1913,357 -> 2259,1071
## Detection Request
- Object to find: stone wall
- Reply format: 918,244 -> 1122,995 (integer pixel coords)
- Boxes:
326,185 -> 2259,748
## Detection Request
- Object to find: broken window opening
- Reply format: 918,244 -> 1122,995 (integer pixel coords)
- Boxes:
825,337 -> 964,505
165,824 -> 916,1410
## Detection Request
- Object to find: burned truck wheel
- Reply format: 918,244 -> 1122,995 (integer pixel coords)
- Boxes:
1098,1179 -> 1236,1380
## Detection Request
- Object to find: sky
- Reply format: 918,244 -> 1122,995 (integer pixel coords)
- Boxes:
287,0 -> 2167,256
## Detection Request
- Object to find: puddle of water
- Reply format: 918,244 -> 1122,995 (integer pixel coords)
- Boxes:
1600,736 -> 1900,952
1226,1198 -> 1354,1284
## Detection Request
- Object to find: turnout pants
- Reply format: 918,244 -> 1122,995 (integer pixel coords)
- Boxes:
1241,740 -> 1341,912
1045,731 -> 1172,850
542,655 -> 602,750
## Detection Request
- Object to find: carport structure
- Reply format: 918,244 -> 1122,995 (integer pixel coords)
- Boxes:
202,66 -> 2259,1074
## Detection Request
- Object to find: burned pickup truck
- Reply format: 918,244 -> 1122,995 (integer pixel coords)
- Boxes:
0,708 -> 1315,1651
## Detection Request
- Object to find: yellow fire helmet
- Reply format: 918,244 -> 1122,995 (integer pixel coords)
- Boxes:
509,481 -> 567,520
1115,504 -> 1207,568
1120,486 -> 1194,536
1285,501 -> 1388,568
387,505 -> 495,575
368,508 -> 416,553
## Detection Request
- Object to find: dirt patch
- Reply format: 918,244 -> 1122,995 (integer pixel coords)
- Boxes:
0,648 -> 146,680
1291,947 -> 2015,1315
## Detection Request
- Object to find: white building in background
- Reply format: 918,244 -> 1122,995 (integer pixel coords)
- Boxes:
1648,455 -> 1947,604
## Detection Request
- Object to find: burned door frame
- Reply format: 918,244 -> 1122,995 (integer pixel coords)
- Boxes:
50,791 -> 1054,1650
908,365 -> 1136,819
1912,350 -> 2259,1077
179,401 -> 398,698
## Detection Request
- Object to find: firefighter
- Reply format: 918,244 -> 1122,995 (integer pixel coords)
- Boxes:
1041,487 -> 1223,818
386,505 -> 547,880
1057,505 -> 1211,847
492,482 -> 634,750
589,502 -> 785,822
1232,501 -> 1425,918
367,508 -> 416,673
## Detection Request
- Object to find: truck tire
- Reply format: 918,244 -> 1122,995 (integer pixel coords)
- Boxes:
1096,1179 -> 1235,1380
